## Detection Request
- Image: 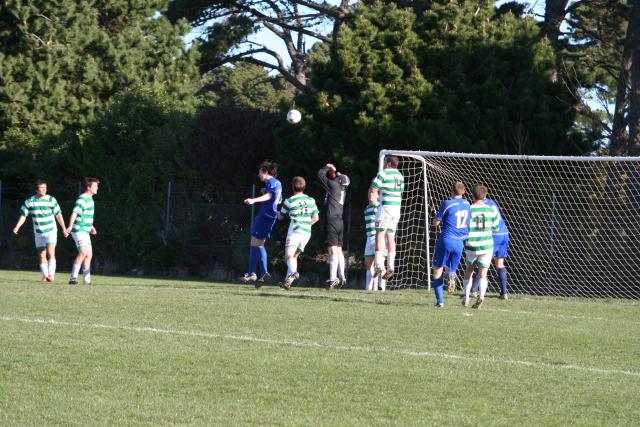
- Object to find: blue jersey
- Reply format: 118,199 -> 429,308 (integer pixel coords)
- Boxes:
484,198 -> 509,235
435,197 -> 471,240
258,177 -> 283,218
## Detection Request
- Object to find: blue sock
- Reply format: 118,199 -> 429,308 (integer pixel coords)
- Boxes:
249,246 -> 260,275
471,274 -> 480,294
498,267 -> 508,295
258,246 -> 268,275
434,277 -> 444,305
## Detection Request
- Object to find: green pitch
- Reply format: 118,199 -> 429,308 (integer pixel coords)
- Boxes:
1,270 -> 638,426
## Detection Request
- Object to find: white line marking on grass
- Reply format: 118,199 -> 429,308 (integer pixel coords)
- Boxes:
3,315 -> 639,378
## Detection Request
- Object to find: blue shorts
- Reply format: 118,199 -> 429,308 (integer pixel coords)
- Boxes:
493,234 -> 509,258
251,214 -> 277,240
432,237 -> 465,273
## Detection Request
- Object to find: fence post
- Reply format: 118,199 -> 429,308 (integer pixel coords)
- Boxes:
0,180 -> 3,245
248,184 -> 256,273
344,190 -> 352,284
164,180 -> 172,243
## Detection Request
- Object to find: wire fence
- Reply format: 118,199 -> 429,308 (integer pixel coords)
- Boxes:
0,180 -> 365,285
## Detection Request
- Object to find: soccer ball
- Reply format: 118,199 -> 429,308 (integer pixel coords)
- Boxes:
287,109 -> 302,124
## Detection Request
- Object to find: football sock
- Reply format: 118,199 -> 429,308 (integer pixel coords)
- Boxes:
479,278 -> 488,299
374,251 -> 384,270
286,257 -> 297,276
388,252 -> 396,269
258,246 -> 268,275
39,263 -> 48,277
248,246 -> 260,275
83,268 -> 91,283
433,276 -> 444,305
70,264 -> 81,279
329,254 -> 338,280
379,277 -> 386,291
463,279 -> 472,302
497,267 -> 508,295
337,253 -> 345,279
48,259 -> 56,278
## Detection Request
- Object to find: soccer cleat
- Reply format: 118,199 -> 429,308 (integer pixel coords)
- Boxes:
69,278 -> 78,285
240,273 -> 257,283
338,277 -> 346,288
472,298 -> 484,309
45,276 -> 53,282
462,298 -> 469,308
383,268 -> 394,281
41,276 -> 48,282
447,275 -> 456,294
83,280 -> 91,285
373,266 -> 385,278
434,302 -> 444,308
327,279 -> 340,290
255,272 -> 272,289
283,272 -> 299,290
499,293 -> 509,300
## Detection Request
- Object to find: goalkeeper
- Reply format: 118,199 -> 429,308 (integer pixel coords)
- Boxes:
431,181 -> 471,307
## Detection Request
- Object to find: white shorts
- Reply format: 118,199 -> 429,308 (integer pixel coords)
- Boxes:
72,232 -> 92,249
375,205 -> 400,233
465,250 -> 492,269
34,230 -> 57,249
364,236 -> 388,257
285,231 -> 311,253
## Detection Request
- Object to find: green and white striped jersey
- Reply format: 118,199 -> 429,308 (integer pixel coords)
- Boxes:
371,168 -> 404,207
466,202 -> 500,254
20,195 -> 62,234
364,203 -> 379,237
72,195 -> 95,233
280,194 -> 319,234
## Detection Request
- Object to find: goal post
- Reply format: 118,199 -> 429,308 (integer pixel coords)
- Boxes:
379,149 -> 640,298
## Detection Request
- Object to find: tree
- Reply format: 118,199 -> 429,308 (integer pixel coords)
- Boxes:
0,0 -> 199,179
624,0 -> 640,154
166,0 -> 354,92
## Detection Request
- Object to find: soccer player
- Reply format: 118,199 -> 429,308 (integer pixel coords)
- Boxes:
370,155 -> 405,280
278,177 -> 319,290
470,195 -> 510,299
431,181 -> 471,307
242,160 -> 283,285
12,180 -> 68,282
364,187 -> 388,291
66,177 -> 100,285
462,184 -> 499,309
317,163 -> 350,289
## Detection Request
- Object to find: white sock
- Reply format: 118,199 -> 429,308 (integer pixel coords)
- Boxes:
39,263 -> 48,277
329,254 -> 338,280
379,278 -> 386,292
479,278 -> 488,299
388,252 -> 396,270
463,279 -> 472,301
71,264 -> 81,279
48,259 -> 56,278
374,252 -> 384,270
83,268 -> 91,283
286,258 -> 297,276
365,269 -> 372,291
337,253 -> 345,279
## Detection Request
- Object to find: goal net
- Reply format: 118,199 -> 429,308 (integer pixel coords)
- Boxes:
380,150 -> 640,298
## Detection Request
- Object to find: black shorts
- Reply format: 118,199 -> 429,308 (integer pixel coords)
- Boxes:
325,216 -> 344,246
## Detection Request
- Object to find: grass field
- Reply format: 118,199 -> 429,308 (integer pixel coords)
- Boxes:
1,270 -> 639,426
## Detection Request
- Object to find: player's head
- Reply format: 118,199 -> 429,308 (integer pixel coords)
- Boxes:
452,181 -> 465,197
472,184 -> 488,201
292,176 -> 306,193
258,160 -> 278,180
85,177 -> 100,195
35,179 -> 47,196
368,186 -> 378,204
384,156 -> 399,169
